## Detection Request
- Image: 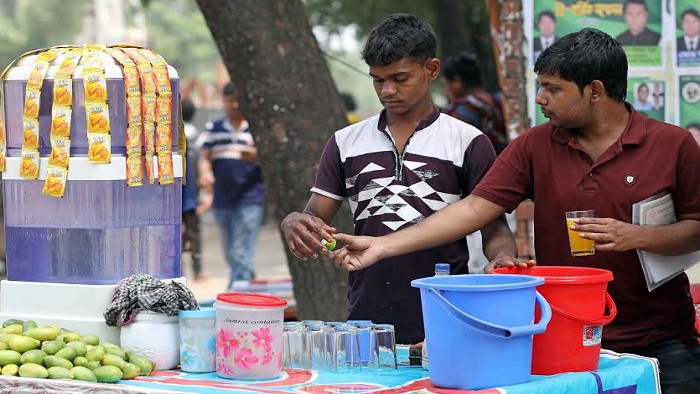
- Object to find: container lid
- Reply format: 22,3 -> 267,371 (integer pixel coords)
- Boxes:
216,292 -> 287,308
3,51 -> 179,81
178,307 -> 215,318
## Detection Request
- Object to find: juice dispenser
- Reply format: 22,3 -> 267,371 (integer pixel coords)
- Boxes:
0,46 -> 184,343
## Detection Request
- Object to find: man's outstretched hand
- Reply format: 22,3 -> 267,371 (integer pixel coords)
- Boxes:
326,233 -> 386,271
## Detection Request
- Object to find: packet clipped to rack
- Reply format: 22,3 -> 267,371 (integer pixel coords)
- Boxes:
43,48 -> 82,197
20,49 -> 60,179
83,45 -> 111,165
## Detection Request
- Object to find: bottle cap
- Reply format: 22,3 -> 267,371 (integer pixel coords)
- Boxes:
435,263 -> 450,273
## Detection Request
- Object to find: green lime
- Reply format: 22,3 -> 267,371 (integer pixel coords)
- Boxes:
321,238 -> 337,251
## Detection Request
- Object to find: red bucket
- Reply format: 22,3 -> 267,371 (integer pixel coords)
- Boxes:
492,266 -> 616,375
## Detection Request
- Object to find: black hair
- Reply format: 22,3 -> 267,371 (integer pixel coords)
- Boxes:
534,28 -> 627,102
340,92 -> 357,112
181,97 -> 196,122
361,13 -> 437,66
223,82 -> 238,98
442,51 -> 482,87
623,0 -> 648,13
538,10 -> 556,23
681,8 -> 700,22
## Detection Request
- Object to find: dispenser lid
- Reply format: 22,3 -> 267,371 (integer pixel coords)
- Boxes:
3,50 -> 179,81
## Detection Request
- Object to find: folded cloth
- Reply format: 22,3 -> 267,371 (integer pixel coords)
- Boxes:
104,274 -> 199,326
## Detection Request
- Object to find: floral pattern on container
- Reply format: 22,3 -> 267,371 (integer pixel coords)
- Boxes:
216,327 -> 282,378
179,335 -> 216,372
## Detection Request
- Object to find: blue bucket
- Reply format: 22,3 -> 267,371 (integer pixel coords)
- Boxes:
411,274 -> 551,389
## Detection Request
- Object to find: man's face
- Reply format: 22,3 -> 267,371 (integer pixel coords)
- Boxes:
624,3 -> 649,35
223,95 -> 240,119
369,57 -> 438,116
682,13 -> 700,38
637,85 -> 649,101
539,15 -> 556,39
535,73 -> 590,129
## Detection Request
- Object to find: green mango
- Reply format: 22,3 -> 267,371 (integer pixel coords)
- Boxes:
65,341 -> 87,357
47,366 -> 74,379
18,363 -> 48,379
2,324 -> 23,335
93,365 -> 123,383
82,334 -> 100,346
1,364 -> 18,376
8,336 -> 40,353
61,332 -> 82,343
21,320 -> 38,332
86,360 -> 102,370
85,347 -> 105,362
121,362 -> 140,379
54,346 -> 77,362
43,355 -> 73,370
101,354 -> 127,369
70,366 -> 97,382
73,356 -> 89,368
127,354 -> 153,376
41,340 -> 65,355
19,349 -> 47,365
1,319 -> 24,328
0,350 -> 21,367
22,327 -> 59,342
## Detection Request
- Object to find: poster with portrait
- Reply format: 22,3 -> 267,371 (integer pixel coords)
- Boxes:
675,0 -> 700,67
628,78 -> 666,120
678,75 -> 700,132
525,0 -> 700,129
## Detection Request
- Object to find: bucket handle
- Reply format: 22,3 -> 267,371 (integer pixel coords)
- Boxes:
549,292 -> 617,326
426,288 -> 551,339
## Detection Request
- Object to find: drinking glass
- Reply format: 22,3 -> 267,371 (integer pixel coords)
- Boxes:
565,210 -> 596,256
371,324 -> 397,369
283,322 -> 307,370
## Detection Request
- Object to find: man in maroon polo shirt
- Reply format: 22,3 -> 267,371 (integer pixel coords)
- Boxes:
328,28 -> 700,392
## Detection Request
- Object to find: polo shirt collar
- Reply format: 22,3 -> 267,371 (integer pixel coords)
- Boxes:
377,106 -> 441,132
550,102 -> 645,147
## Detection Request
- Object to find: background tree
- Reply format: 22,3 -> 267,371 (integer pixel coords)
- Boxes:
304,0 -> 498,92
196,0 -> 353,320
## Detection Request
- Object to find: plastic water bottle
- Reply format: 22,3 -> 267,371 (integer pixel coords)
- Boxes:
422,263 -> 450,370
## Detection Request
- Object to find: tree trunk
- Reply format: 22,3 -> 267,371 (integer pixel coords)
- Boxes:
196,0 -> 352,321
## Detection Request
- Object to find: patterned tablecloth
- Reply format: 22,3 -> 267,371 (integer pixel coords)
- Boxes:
0,349 -> 660,394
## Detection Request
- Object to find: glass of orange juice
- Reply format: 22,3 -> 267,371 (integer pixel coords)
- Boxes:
565,210 -> 595,256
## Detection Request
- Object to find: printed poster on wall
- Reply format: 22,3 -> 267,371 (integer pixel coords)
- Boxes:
678,75 -> 700,130
675,0 -> 700,67
525,0 -> 699,129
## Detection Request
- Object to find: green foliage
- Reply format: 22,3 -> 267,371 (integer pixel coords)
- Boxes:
143,0 -> 219,83
0,0 -> 88,70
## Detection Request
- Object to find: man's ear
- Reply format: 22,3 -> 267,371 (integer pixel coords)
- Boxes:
425,58 -> 440,80
589,80 -> 605,102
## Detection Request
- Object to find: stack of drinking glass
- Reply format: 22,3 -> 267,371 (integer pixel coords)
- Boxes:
282,320 -> 397,372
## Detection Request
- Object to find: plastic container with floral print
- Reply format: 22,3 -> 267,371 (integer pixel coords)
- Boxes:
178,307 -> 216,372
214,292 -> 287,380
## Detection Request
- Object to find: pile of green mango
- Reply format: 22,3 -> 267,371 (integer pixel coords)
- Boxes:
0,319 -> 156,384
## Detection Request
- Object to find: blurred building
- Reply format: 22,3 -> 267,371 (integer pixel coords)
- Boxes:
75,0 -> 147,46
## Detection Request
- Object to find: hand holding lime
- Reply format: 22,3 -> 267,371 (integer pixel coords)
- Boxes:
321,238 -> 337,251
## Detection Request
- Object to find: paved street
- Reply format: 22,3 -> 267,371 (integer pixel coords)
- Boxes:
183,212 -> 290,303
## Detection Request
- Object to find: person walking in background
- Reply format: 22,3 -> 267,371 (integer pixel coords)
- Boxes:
441,51 -> 508,155
615,0 -> 660,46
327,28 -> 700,392
340,91 -> 361,124
440,50 -> 511,275
181,97 -> 206,281
198,83 -> 265,290
281,13 -> 522,345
